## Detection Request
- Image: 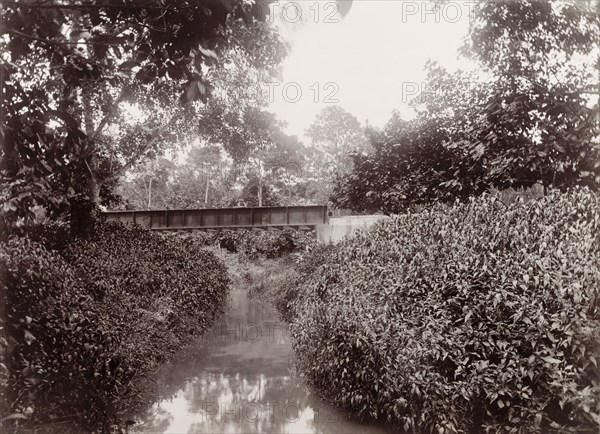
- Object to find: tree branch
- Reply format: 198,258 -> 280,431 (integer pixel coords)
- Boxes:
91,84 -> 132,140
2,2 -> 208,11
99,111 -> 179,186
5,28 -> 113,69
5,29 -> 57,46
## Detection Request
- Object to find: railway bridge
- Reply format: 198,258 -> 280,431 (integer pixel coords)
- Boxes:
103,205 -> 329,231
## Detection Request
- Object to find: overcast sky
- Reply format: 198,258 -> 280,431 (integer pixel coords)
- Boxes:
267,0 -> 474,138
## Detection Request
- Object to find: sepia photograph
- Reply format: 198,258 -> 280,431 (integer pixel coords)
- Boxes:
0,0 -> 599,433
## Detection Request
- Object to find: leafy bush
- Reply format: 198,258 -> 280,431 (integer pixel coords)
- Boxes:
4,220 -> 71,251
177,228 -> 316,259
0,237 -> 97,425
289,188 -> 600,433
273,244 -> 337,322
234,229 -> 315,258
0,221 -> 229,430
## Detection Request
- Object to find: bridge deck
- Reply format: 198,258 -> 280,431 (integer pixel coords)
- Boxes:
103,205 -> 328,231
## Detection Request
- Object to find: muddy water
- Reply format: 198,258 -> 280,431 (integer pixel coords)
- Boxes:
131,286 -> 388,434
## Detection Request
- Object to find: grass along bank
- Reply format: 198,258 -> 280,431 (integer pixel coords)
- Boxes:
211,244 -> 303,322
177,228 -> 318,322
0,221 -> 230,432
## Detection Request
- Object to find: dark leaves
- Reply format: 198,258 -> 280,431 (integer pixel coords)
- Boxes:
0,221 -> 229,428
183,77 -> 210,103
290,188 -> 600,433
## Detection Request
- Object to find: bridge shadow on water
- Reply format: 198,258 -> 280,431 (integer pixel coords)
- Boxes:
129,284 -> 390,434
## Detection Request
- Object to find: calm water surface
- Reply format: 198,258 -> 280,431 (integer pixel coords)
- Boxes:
130,286 -> 388,434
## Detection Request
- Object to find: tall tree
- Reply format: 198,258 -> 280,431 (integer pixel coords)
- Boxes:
186,144 -> 228,208
118,158 -> 175,210
264,133 -> 305,203
333,0 -> 600,214
0,0 -> 273,235
331,103 -> 471,214
116,144 -> 236,210
305,106 -> 369,177
239,113 -> 288,207
196,17 -> 289,164
459,0 -> 600,193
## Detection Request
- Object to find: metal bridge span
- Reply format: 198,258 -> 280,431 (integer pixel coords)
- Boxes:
103,205 -> 329,231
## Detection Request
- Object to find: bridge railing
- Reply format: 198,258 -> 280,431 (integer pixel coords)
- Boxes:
103,205 -> 329,231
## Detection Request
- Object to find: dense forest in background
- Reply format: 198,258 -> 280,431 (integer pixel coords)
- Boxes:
333,0 -> 600,213
116,0 -> 600,214
115,104 -> 369,210
1,0 -> 599,223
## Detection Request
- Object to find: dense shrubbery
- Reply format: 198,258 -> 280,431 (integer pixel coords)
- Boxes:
288,188 -> 600,433
0,221 -> 229,430
271,244 -> 337,322
7,220 -> 72,251
177,228 -> 316,259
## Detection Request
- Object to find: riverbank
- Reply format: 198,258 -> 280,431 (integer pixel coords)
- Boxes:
280,189 -> 600,433
0,222 -> 230,433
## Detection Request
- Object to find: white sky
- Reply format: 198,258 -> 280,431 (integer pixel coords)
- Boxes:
267,0 -> 475,137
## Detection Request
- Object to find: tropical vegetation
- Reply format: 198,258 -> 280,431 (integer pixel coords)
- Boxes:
284,188 -> 600,433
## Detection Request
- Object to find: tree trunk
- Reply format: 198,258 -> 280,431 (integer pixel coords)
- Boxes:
204,174 -> 210,207
70,171 -> 100,238
70,92 -> 100,238
82,90 -> 95,137
257,160 -> 264,207
147,178 -> 152,210
258,174 -> 263,207
70,84 -> 134,238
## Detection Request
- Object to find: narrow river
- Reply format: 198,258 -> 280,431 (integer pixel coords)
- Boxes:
130,285 -> 388,434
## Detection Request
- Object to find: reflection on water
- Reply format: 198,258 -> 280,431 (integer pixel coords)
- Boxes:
131,286 -> 388,434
